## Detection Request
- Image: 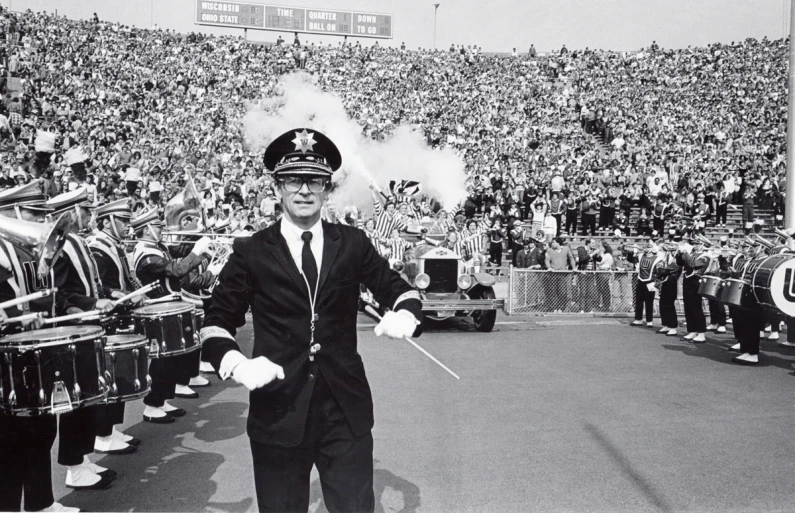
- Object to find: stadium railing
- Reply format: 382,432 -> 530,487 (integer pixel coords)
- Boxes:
507,267 -> 701,317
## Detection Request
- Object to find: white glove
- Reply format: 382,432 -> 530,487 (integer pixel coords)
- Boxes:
208,262 -> 224,276
191,236 -> 213,256
231,356 -> 285,391
374,310 -> 418,339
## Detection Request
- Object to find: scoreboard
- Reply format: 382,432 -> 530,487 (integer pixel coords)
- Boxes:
195,1 -> 392,39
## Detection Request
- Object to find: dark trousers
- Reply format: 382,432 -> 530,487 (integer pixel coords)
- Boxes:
145,357 -> 178,407
652,217 -> 664,235
787,317 -> 795,343
250,373 -> 374,513
0,415 -> 57,512
742,204 -> 755,230
735,303 -> 764,355
708,300 -> 726,327
565,210 -> 578,235
551,214 -> 562,236
682,276 -> 706,333
488,242 -> 502,267
596,273 -> 611,311
58,406 -> 97,466
659,279 -> 678,328
95,403 -> 125,438
634,279 -> 655,322
176,350 -> 202,386
581,214 -> 596,235
576,273 -> 596,311
716,204 -> 728,224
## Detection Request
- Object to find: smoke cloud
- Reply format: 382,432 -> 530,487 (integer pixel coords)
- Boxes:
242,73 -> 468,215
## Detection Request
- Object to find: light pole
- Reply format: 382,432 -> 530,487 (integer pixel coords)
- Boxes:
433,3 -> 440,49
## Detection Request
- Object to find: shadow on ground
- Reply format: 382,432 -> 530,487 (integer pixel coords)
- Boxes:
309,461 -> 421,513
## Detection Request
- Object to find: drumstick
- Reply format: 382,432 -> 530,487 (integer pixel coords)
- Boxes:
364,305 -> 460,380
42,309 -> 102,325
111,282 -> 159,307
0,288 -> 58,311
0,312 -> 47,325
144,294 -> 182,305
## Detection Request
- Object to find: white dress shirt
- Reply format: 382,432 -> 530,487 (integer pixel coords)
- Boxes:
218,216 -> 323,379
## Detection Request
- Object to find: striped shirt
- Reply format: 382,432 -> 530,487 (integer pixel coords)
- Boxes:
385,237 -> 411,261
373,199 -> 408,237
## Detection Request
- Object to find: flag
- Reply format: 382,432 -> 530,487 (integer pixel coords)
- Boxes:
388,180 -> 422,198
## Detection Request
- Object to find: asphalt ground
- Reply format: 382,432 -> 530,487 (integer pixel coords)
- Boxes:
48,314 -> 795,513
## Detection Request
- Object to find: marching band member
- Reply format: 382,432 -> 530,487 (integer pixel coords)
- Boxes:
730,246 -> 766,365
656,233 -> 683,336
131,208 -> 213,423
676,235 -> 709,342
627,236 -> 663,327
0,222 -> 77,512
201,128 -> 423,512
707,237 -> 731,334
45,188 -> 122,491
86,199 -> 143,453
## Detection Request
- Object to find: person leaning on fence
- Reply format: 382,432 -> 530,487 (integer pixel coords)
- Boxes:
627,238 -> 664,327
574,238 -> 597,312
544,237 -> 576,313
593,241 -> 615,311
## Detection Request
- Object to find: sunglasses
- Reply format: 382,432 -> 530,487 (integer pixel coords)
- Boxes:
280,176 -> 328,193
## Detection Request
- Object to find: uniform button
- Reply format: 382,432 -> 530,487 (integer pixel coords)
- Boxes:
308,373 -> 315,381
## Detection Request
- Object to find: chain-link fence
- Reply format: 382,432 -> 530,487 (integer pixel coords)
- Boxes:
507,268 -> 706,316
507,269 -> 636,314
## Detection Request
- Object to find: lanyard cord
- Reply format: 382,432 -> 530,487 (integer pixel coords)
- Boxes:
300,259 -> 321,362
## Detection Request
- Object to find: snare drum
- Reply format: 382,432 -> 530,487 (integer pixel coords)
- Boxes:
132,302 -> 199,358
718,278 -> 754,309
0,326 -> 108,416
103,334 -> 151,403
697,275 -> 723,301
750,253 -> 795,315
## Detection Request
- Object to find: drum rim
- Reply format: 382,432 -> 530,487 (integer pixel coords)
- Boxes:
0,325 -> 105,345
131,301 -> 195,317
104,334 -> 148,348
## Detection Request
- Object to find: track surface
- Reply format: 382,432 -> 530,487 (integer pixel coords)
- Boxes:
50,315 -> 795,513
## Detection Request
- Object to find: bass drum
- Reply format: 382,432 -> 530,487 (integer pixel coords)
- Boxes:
750,253 -> 795,315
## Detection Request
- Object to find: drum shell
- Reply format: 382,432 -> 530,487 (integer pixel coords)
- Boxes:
0,327 -> 107,416
132,302 -> 198,358
103,335 -> 151,403
698,275 -> 723,301
718,278 -> 754,309
751,254 -> 794,310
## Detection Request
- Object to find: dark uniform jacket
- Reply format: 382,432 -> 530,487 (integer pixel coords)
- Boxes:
201,220 -> 422,447
133,241 -> 205,299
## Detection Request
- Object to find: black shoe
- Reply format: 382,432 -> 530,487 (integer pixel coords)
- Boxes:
125,436 -> 141,447
174,390 -> 199,399
96,469 -> 117,481
95,444 -> 137,455
143,414 -> 176,424
165,408 -> 187,418
66,474 -> 114,490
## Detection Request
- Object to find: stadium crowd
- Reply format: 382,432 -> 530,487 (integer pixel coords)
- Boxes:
0,7 -> 787,274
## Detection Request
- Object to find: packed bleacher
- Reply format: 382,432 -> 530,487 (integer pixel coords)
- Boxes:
0,7 -> 787,272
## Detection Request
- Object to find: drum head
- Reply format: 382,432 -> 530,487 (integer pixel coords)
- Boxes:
105,334 -> 147,347
132,302 -> 194,317
0,325 -> 105,345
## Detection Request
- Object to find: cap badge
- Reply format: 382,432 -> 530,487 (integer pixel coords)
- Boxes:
292,129 -> 316,154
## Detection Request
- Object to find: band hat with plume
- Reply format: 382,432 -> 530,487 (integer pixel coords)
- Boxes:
45,187 -> 91,213
34,131 -> 57,153
65,146 -> 90,166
